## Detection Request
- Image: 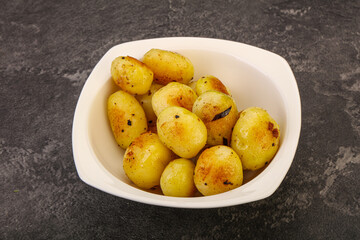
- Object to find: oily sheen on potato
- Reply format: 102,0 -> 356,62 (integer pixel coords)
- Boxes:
123,132 -> 174,189
142,49 -> 194,85
152,82 -> 198,117
111,56 -> 153,95
106,48 -> 282,198
195,75 -> 231,96
231,107 -> 280,170
192,91 -> 238,146
107,90 -> 147,149
160,158 -> 197,197
157,106 -> 207,159
194,145 -> 243,196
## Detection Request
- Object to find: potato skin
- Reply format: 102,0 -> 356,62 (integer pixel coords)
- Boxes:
157,106 -> 207,158
160,158 -> 197,197
187,80 -> 197,92
192,91 -> 238,146
107,90 -> 147,149
142,49 -> 194,85
194,146 -> 243,196
135,83 -> 163,129
123,132 -> 174,189
195,75 -> 231,96
111,56 -> 154,95
152,82 -> 198,117
231,107 -> 280,170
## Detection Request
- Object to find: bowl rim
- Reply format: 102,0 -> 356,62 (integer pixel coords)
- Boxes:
72,37 -> 301,208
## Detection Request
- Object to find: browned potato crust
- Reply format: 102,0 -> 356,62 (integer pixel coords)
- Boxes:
194,145 -> 243,196
157,106 -> 207,158
231,107 -> 280,170
192,91 -> 238,146
142,49 -> 194,85
123,132 -> 174,189
152,82 -> 198,116
111,56 -> 154,95
107,90 -> 148,149
195,75 -> 231,96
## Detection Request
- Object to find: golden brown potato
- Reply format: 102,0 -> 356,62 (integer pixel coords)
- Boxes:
142,49 -> 194,85
195,75 -> 231,96
192,91 -> 238,146
123,132 -> 174,189
152,82 -> 198,116
135,83 -> 163,128
194,145 -> 243,196
157,106 -> 207,158
111,56 -> 154,95
231,107 -> 280,170
107,90 -> 147,149
160,158 -> 197,197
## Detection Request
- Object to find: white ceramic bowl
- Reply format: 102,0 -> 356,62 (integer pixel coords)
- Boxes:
72,37 -> 301,208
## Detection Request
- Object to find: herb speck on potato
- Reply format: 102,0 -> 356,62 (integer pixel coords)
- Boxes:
157,106 -> 207,158
107,90 -> 148,149
123,132 -> 175,189
192,91 -> 238,146
111,56 -> 153,95
194,145 -> 243,196
231,107 -> 280,170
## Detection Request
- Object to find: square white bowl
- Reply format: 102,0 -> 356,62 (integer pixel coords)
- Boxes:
72,37 -> 301,208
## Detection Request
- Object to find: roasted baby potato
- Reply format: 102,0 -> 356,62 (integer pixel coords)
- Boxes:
123,132 -> 174,189
111,56 -> 154,95
195,75 -> 231,96
107,90 -> 147,148
192,91 -> 238,146
152,82 -> 198,117
194,145 -> 243,196
142,49 -> 194,85
157,106 -> 207,158
135,82 -> 163,128
160,158 -> 197,197
231,107 -> 280,170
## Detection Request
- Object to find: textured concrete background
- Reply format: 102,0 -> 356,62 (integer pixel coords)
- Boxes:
1,0 -> 359,239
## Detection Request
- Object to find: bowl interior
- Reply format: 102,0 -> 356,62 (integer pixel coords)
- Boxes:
88,49 -> 287,194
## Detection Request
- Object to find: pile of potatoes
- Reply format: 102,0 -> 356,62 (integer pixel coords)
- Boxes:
107,49 -> 280,197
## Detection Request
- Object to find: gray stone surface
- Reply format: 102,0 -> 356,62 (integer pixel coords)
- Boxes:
1,0 -> 359,239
